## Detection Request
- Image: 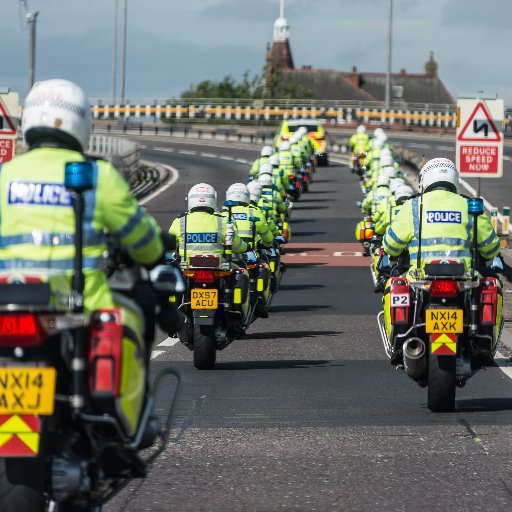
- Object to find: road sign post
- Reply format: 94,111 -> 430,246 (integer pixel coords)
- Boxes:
0,91 -> 19,164
456,97 -> 504,197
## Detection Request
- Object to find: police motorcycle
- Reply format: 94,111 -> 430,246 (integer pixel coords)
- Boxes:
0,162 -> 184,511
175,207 -> 255,370
351,151 -> 367,176
377,198 -> 504,412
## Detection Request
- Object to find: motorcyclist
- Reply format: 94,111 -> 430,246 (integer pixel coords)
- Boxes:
258,174 -> 286,230
260,162 -> 287,200
249,145 -> 273,181
168,183 -> 247,265
247,181 -> 281,238
382,158 -> 500,277
223,183 -> 274,250
361,174 -> 392,217
349,125 -> 370,154
223,183 -> 275,317
0,79 -> 171,352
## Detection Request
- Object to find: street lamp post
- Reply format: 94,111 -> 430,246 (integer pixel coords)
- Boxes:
120,0 -> 128,103
384,0 -> 393,112
112,0 -> 118,103
27,10 -> 39,91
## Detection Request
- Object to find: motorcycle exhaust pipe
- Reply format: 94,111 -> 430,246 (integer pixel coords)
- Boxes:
403,337 -> 427,379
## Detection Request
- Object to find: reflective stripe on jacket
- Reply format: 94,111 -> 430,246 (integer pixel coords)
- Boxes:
383,189 -> 500,272
0,147 -> 163,312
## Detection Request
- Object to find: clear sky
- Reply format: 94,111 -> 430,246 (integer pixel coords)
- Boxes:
4,0 -> 511,105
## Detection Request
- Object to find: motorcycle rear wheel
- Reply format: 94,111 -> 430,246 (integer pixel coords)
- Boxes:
427,353 -> 456,412
0,457 -> 46,512
193,324 -> 216,370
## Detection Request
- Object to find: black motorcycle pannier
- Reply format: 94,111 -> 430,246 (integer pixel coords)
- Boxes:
424,263 -> 465,277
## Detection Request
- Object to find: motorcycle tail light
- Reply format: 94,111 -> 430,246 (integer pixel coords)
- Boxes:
429,280 -> 459,298
88,308 -> 123,397
0,313 -> 47,347
194,270 -> 215,284
479,277 -> 498,326
390,277 -> 410,326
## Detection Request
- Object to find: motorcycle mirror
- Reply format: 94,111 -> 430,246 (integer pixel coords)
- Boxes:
64,161 -> 94,193
489,256 -> 505,273
223,200 -> 238,207
249,216 -> 260,222
149,265 -> 186,294
356,201 -> 362,207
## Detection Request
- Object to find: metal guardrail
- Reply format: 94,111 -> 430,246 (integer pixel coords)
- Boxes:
88,99 -> 512,131
87,134 -> 140,181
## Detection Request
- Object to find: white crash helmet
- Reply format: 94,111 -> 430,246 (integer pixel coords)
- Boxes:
23,78 -> 92,151
382,166 -> 397,180
395,186 -> 414,201
299,126 -> 308,134
356,125 -> 366,133
380,152 -> 394,167
258,174 -> 273,187
420,158 -> 459,191
380,147 -> 392,159
259,163 -> 273,176
226,183 -> 250,204
247,181 -> 262,202
187,183 -> 217,211
280,141 -> 291,151
268,153 -> 280,166
373,127 -> 384,138
390,178 -> 406,193
376,175 -> 390,188
261,145 -> 273,157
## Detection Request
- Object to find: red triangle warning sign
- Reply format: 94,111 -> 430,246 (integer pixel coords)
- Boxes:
0,99 -> 16,136
457,101 -> 502,142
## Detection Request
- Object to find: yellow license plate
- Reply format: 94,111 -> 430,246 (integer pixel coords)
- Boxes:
191,289 -> 218,310
425,309 -> 463,334
0,368 -> 56,415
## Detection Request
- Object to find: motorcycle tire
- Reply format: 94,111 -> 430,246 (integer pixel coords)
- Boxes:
427,353 -> 456,412
0,457 -> 46,512
193,324 -> 216,370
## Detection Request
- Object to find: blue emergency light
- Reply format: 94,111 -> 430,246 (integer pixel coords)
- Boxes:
467,197 -> 484,216
64,161 -> 94,193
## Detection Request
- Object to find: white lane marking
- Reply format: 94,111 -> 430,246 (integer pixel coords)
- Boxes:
495,352 -> 512,379
158,337 -> 180,347
178,149 -> 197,155
150,350 -> 165,360
153,147 -> 175,152
435,145 -> 454,151
139,144 -> 147,149
407,143 -> 430,148
139,162 -> 179,206
200,152 -> 217,158
235,158 -> 249,164
220,155 -> 234,161
504,155 -> 511,161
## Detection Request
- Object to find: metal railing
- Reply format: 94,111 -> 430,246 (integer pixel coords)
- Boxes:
87,134 -> 140,181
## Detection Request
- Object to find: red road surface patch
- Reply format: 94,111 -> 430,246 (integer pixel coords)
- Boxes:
282,243 -> 370,267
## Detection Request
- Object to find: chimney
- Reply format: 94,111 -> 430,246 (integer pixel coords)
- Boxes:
348,65 -> 360,88
400,69 -> 407,75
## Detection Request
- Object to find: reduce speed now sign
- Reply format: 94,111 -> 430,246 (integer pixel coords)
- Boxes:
456,98 -> 504,178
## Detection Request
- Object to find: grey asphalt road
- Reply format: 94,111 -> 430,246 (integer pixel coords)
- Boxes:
106,139 -> 512,512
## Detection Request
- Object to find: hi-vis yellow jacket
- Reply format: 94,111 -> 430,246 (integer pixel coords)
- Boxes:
0,147 -> 163,312
383,189 -> 500,273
